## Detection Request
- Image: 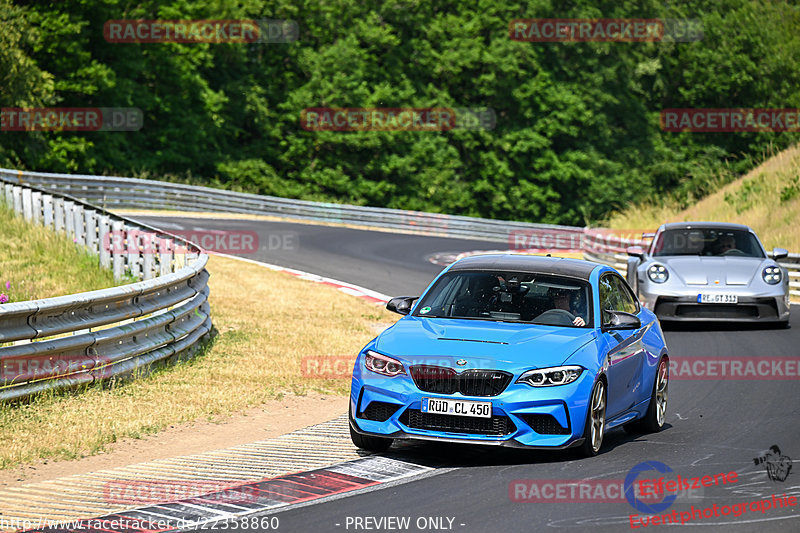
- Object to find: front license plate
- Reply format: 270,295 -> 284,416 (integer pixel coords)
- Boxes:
421,398 -> 492,418
697,293 -> 738,304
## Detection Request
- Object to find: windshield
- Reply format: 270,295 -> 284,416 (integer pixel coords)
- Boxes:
413,270 -> 592,328
651,228 -> 764,258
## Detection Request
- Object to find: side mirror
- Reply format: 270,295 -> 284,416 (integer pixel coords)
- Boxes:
602,310 -> 641,330
386,296 -> 418,316
626,246 -> 644,258
773,247 -> 789,261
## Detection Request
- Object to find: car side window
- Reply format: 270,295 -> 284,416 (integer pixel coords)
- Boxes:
600,273 -> 639,317
610,275 -> 639,314
599,275 -> 618,313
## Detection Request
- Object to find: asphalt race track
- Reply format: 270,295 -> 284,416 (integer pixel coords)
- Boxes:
135,215 -> 800,533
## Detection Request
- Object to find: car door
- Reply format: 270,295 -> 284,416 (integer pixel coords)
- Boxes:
600,273 -> 647,418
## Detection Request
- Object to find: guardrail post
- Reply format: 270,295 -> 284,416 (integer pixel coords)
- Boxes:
85,210 -> 98,254
142,231 -> 155,280
159,236 -> 173,276
3,183 -> 12,207
22,188 -> 33,220
64,200 -> 75,237
12,185 -> 22,214
31,191 -> 42,224
112,220 -> 124,281
54,198 -> 65,232
98,215 -> 111,269
73,205 -> 86,247
43,194 -> 54,228
127,226 -> 142,279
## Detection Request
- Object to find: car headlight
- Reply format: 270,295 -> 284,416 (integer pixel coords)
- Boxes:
517,365 -> 583,387
763,266 -> 782,285
364,350 -> 406,377
647,264 -> 669,283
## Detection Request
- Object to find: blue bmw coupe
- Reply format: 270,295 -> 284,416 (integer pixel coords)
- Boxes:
349,255 -> 669,457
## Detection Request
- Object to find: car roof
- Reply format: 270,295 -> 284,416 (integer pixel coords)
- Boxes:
448,254 -> 600,280
659,221 -> 752,232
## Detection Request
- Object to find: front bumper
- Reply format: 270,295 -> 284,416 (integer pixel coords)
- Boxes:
349,369 -> 595,449
639,286 -> 790,323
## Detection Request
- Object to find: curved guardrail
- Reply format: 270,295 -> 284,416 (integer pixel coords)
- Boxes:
0,176 -> 212,402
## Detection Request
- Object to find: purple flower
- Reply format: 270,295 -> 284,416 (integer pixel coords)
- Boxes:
4,281 -> 9,290
0,294 -> 8,304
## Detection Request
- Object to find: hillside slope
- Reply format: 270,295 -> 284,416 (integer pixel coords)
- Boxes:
607,144 -> 800,251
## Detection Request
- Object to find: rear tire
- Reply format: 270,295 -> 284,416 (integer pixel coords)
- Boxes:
625,357 -> 668,434
349,406 -> 393,452
575,379 -> 606,457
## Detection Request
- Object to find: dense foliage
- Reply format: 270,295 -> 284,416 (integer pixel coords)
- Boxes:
2,0 -> 799,225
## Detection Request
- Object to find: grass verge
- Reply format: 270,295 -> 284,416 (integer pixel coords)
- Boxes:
604,144 -> 800,251
0,253 -> 397,469
0,203 -> 124,302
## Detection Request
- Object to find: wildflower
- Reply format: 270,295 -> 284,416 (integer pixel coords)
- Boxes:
0,293 -> 8,304
4,281 -> 9,290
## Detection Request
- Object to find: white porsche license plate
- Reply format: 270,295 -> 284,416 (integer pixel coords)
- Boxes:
421,398 -> 492,418
697,293 -> 738,304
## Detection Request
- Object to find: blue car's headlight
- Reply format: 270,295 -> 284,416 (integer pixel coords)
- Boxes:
517,366 -> 583,387
364,350 -> 406,377
647,264 -> 669,283
763,266 -> 782,285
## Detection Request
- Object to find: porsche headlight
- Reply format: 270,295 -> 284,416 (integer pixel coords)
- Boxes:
364,350 -> 406,377
763,266 -> 782,285
647,264 -> 669,283
517,366 -> 583,387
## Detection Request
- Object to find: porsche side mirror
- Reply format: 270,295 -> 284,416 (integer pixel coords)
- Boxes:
626,246 -> 644,258
772,248 -> 789,261
602,310 -> 641,330
386,296 -> 418,315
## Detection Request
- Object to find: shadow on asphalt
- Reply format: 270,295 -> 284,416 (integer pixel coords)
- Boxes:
379,423 -> 675,469
661,321 -> 789,332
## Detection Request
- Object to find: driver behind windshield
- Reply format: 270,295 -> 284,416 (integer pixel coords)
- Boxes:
714,234 -> 737,255
548,287 -> 586,327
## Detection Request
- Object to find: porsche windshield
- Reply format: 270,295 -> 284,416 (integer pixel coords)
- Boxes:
413,271 -> 592,327
651,228 -> 764,258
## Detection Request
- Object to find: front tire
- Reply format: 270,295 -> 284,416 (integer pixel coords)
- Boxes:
576,379 -> 606,457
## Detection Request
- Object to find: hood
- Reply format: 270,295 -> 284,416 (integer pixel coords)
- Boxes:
374,317 -> 596,373
657,256 -> 766,285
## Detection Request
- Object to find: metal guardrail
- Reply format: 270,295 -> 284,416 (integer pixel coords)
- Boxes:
0,176 -> 212,402
582,230 -> 800,302
0,168 -> 580,244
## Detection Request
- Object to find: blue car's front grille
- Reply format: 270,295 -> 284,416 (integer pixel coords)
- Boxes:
409,365 -> 513,397
401,409 -> 515,435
